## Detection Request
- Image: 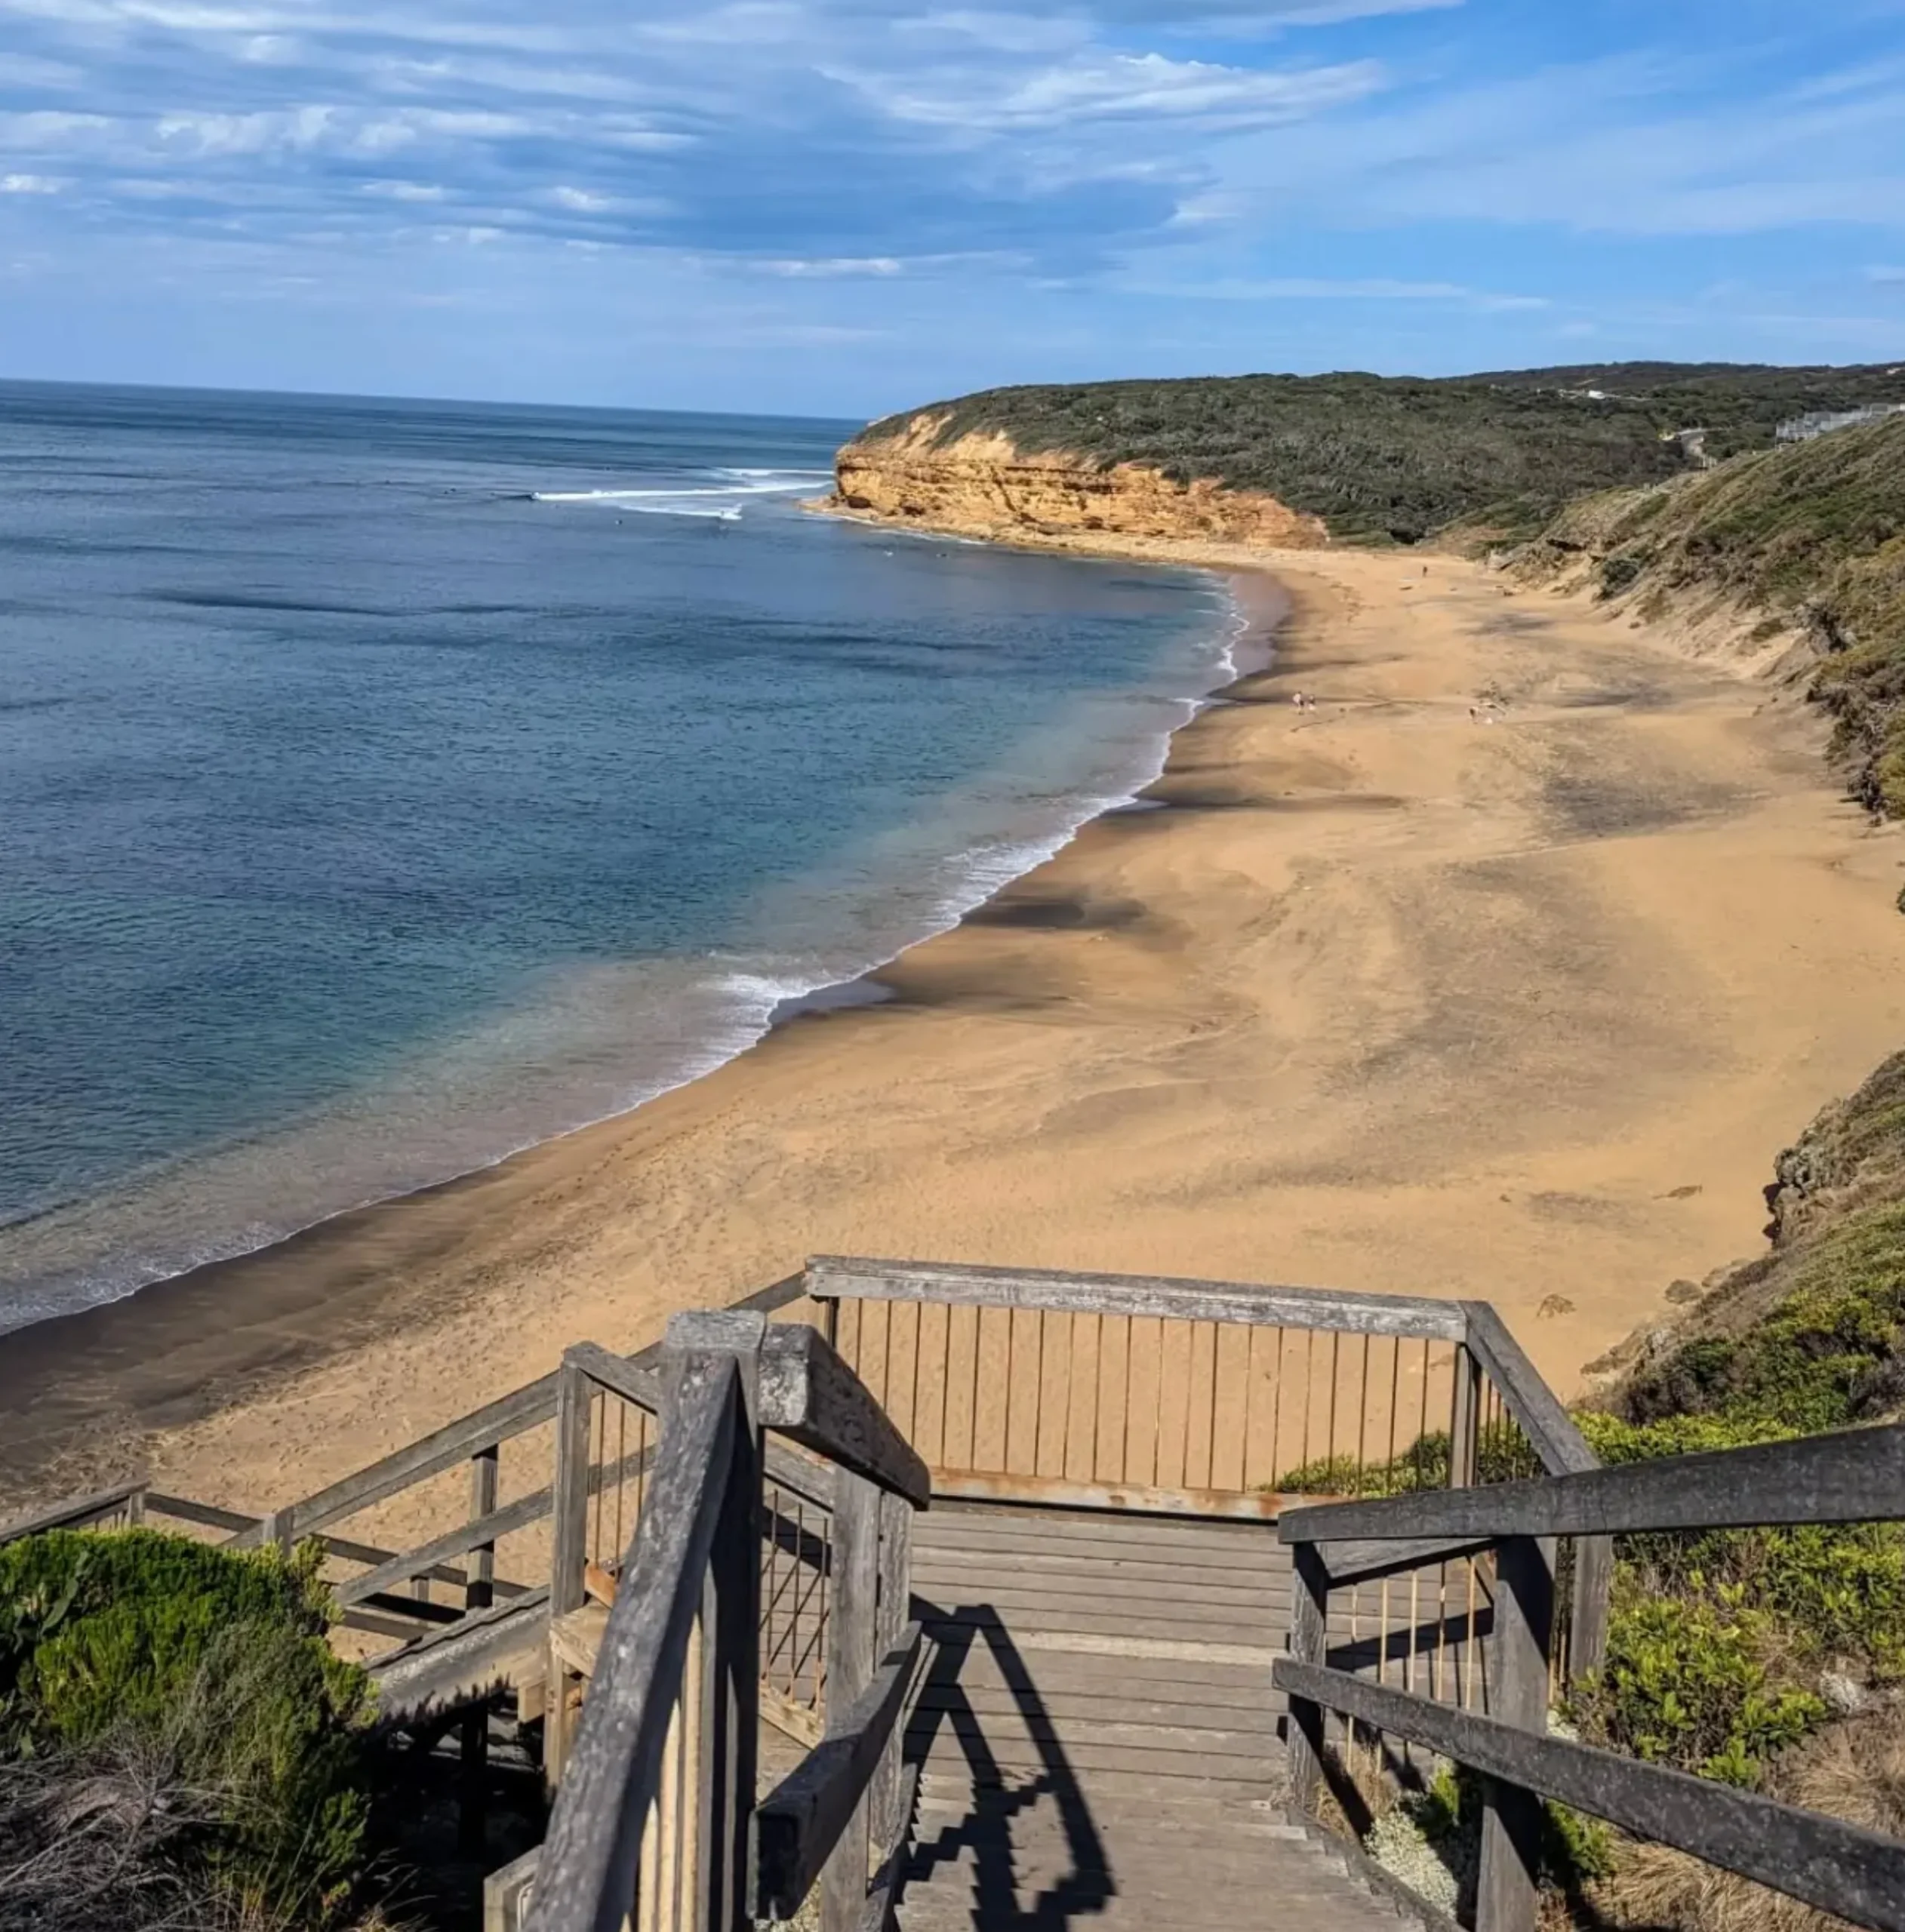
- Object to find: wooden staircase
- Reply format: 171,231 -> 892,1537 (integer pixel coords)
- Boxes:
897,1502 -> 1420,1932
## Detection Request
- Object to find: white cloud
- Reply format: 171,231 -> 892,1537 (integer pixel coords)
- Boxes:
853,50 -> 1384,130
763,255 -> 903,276
0,170 -> 62,191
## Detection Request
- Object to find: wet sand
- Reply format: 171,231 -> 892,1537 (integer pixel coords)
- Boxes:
5,543 -> 1903,1518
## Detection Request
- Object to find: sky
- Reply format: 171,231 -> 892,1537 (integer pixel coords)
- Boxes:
1,0 -> 1902,417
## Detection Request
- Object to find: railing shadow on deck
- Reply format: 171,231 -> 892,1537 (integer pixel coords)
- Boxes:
901,1603 -> 1113,1932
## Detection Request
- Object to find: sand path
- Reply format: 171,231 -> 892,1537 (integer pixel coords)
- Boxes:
5,545 -> 1902,1515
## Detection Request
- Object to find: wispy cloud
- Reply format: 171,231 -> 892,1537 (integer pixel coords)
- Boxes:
0,0 -> 1899,406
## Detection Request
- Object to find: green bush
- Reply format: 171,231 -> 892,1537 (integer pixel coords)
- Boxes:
0,1528 -> 374,1924
1278,1422 -> 1544,1496
1573,1584 -> 1823,1786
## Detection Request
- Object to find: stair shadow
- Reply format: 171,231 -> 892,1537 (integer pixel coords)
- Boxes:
903,1602 -> 1113,1930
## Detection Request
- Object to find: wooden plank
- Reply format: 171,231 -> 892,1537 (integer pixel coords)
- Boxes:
857,1760 -> 921,1932
1273,1659 -> 1905,1932
703,1334 -> 763,1932
335,1487 -> 552,1609
1476,1537 -> 1551,1932
1460,1304 -> 1598,1477
1281,1422 -> 1905,1544
762,1683 -> 824,1749
0,1481 -> 144,1543
821,1470 -> 882,1932
1320,1534 -> 1496,1587
808,1257 -> 1468,1340
752,1322 -> 930,1508
915,1508 -> 1288,1558
563,1340 -> 661,1414
543,1358 -> 594,1789
222,1272 -> 804,1555
227,1373 -> 561,1547
926,1470 -> 1303,1518
872,1489 -> 912,1851
1570,1534 -> 1614,1684
1285,1540 -> 1327,1817
370,1588 -> 551,1715
528,1354 -> 739,1932
755,1623 -> 923,1919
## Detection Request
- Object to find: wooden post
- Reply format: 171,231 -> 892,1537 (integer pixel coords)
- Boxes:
546,1359 -> 594,1789
820,1470 -> 880,1932
462,1444 -> 500,1854
1569,1536 -> 1613,1686
1476,1535 -> 1553,1932
1285,1540 -> 1329,1817
701,1349 -> 761,1932
869,1489 -> 913,1854
1451,1347 -> 1481,1488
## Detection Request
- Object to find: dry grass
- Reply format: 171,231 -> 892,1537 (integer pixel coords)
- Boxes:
1598,1713 -> 1905,1932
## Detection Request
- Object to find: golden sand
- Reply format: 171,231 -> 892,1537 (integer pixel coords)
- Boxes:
6,540 -> 1902,1515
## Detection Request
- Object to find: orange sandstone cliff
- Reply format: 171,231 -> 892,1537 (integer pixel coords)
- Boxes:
829,411 -> 1330,549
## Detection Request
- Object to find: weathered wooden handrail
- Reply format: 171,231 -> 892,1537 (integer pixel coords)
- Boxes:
1277,1659 -> 1905,1932
530,1310 -> 924,1932
1279,1422 -> 1905,1545
1276,1426 -> 1905,1932
530,1346 -> 747,1932
807,1256 -> 1471,1340
752,1623 -> 924,1920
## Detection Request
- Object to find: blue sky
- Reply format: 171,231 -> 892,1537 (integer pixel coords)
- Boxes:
1,0 -> 1901,417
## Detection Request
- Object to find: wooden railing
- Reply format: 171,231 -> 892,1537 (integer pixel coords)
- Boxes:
1273,1424 -> 1905,1932
809,1258 -> 1610,1681
528,1312 -> 929,1932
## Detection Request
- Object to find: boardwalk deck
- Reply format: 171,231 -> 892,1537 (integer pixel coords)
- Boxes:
897,1503 -> 1426,1932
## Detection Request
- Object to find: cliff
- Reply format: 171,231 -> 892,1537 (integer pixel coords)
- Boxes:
829,362 -> 1905,546
832,413 -> 1329,549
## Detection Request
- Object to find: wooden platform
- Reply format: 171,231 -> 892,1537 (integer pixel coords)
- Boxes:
897,1503 -> 1426,1932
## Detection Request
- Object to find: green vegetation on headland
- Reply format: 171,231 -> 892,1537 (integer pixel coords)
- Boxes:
1522,410 -> 1905,815
851,360 -> 1905,543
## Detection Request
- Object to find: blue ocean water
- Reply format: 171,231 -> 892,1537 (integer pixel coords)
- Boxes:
0,383 -> 1241,1333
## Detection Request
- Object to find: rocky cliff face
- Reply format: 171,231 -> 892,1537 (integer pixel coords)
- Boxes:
831,412 -> 1330,549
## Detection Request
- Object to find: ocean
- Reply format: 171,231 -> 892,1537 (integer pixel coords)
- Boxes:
0,383 -> 1242,1335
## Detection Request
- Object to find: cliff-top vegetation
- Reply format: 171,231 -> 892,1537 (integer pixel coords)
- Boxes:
1522,410 -> 1905,814
849,361 -> 1905,543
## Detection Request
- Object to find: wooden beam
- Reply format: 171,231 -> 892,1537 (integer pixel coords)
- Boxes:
1459,1305 -> 1597,1477
334,1489 -> 551,1609
757,1324 -> 931,1508
528,1355 -> 740,1932
226,1374 -> 562,1548
753,1625 -> 924,1921
1271,1660 -> 1905,1932
1279,1423 -> 1905,1545
562,1341 -> 661,1415
1476,1538 -> 1552,1932
1284,1541 -> 1328,1819
870,1490 -> 912,1853
1322,1534 -> 1497,1589
0,1482 -> 145,1543
821,1470 -> 882,1932
807,1257 -> 1469,1340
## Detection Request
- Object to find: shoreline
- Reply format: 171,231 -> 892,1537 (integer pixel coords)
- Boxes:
6,532 -> 1904,1521
0,563 -> 1287,1503
0,552 -> 1257,1349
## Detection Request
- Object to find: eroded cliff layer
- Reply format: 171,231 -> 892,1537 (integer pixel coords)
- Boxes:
832,414 -> 1330,549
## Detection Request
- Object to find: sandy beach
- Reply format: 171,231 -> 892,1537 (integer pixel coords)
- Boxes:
6,537 -> 1904,1518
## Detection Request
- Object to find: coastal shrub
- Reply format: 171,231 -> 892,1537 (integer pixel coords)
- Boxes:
1277,1422 -> 1543,1496
0,1529 -> 374,1924
1573,1585 -> 1824,1786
